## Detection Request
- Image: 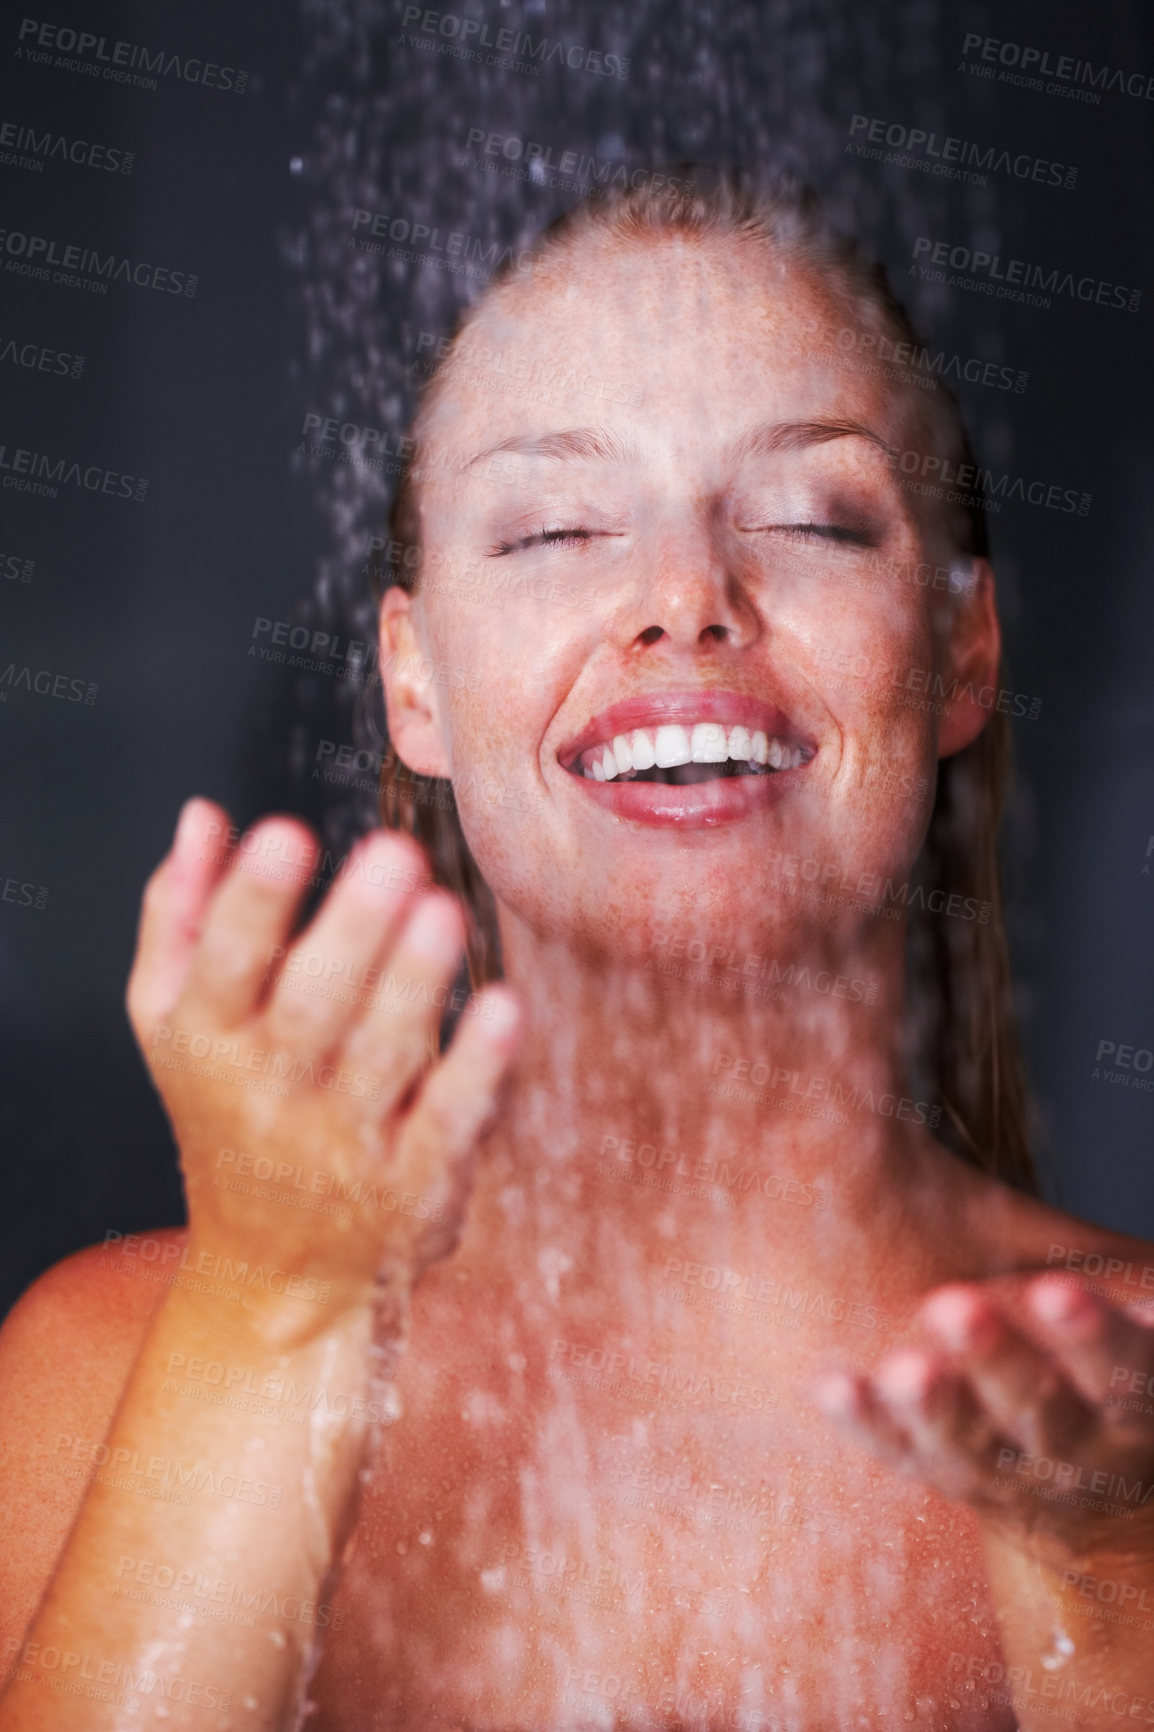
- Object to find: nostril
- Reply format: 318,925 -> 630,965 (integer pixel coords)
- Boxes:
637,626 -> 664,646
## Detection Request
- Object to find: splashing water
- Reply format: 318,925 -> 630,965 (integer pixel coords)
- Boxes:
275,4 -> 1035,1723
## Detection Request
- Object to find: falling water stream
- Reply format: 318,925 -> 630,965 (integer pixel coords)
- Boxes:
272,4 -> 1043,1725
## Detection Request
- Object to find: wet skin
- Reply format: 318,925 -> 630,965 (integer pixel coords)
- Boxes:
2,230 -> 1153,1730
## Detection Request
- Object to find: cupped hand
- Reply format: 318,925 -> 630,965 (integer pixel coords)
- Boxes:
126,797 -> 521,1331
818,1275 -> 1154,1562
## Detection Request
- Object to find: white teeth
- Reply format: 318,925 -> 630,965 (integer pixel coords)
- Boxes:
691,722 -> 729,763
654,724 -> 691,768
579,721 -> 809,778
630,728 -> 656,770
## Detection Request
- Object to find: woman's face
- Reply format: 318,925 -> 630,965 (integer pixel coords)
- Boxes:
382,231 -> 997,961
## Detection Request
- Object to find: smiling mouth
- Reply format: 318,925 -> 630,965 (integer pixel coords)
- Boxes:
570,723 -> 813,784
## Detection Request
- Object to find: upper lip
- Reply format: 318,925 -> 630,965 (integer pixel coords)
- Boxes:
557,688 -> 817,771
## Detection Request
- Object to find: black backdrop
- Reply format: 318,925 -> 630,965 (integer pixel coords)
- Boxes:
2,0 -> 1152,1321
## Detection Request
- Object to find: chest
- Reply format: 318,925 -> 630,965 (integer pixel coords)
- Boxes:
306,1296 -> 1014,1730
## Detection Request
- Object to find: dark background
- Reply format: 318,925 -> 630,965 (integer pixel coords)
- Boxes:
2,0 -> 1152,1320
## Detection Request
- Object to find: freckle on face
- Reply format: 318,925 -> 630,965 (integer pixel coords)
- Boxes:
399,233 -> 947,959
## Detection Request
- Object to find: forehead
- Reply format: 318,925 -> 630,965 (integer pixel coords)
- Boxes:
419,229 -> 917,469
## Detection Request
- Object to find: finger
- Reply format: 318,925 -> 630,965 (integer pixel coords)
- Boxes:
261,832 -> 430,1058
922,1286 -> 1097,1460
178,817 -> 320,1028
873,1351 -> 1010,1502
815,1370 -> 918,1477
126,798 -> 234,1040
1026,1277 -> 1154,1408
398,987 -> 521,1245
344,892 -> 470,1119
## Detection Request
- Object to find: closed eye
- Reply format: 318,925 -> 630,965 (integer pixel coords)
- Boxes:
754,522 -> 880,547
490,525 -> 593,557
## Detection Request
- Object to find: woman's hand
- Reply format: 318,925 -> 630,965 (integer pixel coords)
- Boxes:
818,1275 -> 1154,1564
126,797 -> 521,1338
820,1276 -> 1154,1727
0,798 -> 522,1729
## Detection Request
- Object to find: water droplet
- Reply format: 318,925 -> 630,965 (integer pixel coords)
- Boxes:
1041,1627 -> 1075,1670
538,1243 -> 573,1299
290,156 -> 304,175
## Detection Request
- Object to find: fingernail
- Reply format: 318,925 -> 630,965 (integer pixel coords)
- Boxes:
481,990 -> 521,1036
923,1288 -> 994,1349
877,1352 -> 934,1402
348,832 -> 423,897
174,798 -> 203,854
1030,1279 -> 1091,1324
404,895 -> 461,959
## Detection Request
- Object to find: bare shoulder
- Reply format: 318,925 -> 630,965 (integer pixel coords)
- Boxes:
0,1227 -> 186,1652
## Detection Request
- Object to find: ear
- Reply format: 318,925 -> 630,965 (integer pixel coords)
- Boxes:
935,557 -> 1003,759
379,587 -> 452,778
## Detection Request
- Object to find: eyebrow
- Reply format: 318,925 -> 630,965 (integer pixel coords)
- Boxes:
463,426 -> 638,471
462,418 -> 892,474
731,418 -> 894,463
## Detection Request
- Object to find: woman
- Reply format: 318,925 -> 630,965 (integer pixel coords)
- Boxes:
1,172 -> 1152,1731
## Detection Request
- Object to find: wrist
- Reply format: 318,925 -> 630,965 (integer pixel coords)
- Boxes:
167,1232 -> 391,1352
145,1274 -> 385,1413
980,1513 -> 1154,1670
978,1505 -> 1154,1579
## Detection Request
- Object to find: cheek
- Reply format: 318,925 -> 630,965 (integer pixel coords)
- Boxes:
432,676 -> 504,785
421,577 -> 589,782
448,741 -> 548,914
436,681 -> 547,885
799,586 -> 933,727
792,584 -> 939,855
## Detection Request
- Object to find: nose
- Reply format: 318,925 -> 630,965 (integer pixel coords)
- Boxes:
619,519 -> 761,654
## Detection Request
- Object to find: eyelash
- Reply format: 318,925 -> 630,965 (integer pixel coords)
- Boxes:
489,521 -> 877,556
769,522 -> 878,546
491,525 -> 592,556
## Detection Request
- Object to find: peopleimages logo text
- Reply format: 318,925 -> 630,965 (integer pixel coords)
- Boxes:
912,237 -> 1140,313
0,439 -> 148,501
848,115 -> 1076,190
0,228 -> 196,297
15,19 -> 248,93
961,33 -> 1154,102
0,118 -> 134,174
399,6 -> 629,79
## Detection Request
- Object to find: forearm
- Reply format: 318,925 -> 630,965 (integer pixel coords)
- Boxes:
981,1520 -> 1154,1731
0,1279 -> 385,1731
8,801 -> 516,1725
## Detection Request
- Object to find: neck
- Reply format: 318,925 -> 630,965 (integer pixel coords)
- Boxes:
473,908 -> 949,1282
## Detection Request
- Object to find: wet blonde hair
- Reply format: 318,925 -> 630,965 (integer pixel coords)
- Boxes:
374,167 -> 1036,1193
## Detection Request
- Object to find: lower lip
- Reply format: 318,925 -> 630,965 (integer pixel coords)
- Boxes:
566,765 -> 811,828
